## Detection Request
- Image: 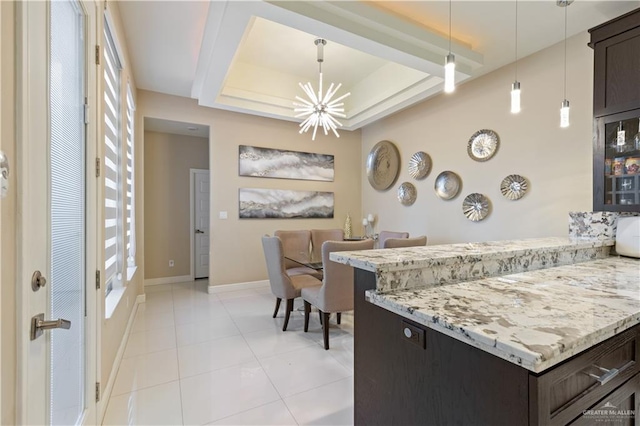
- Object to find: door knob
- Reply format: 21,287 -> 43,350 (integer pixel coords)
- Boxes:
195,229 -> 205,234
30,313 -> 71,341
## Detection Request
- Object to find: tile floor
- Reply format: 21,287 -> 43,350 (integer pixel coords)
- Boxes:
102,280 -> 355,425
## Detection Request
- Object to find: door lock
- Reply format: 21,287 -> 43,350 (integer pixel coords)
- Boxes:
31,270 -> 47,291
30,313 -> 71,341
195,229 -> 205,234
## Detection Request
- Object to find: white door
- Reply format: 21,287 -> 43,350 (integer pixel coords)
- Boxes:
193,170 -> 210,279
17,1 -> 97,424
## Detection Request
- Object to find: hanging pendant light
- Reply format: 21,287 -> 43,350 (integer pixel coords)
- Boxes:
444,0 -> 455,93
510,0 -> 521,114
558,0 -> 573,128
293,39 -> 351,141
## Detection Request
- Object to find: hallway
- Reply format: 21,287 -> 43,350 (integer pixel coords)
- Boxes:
102,281 -> 354,425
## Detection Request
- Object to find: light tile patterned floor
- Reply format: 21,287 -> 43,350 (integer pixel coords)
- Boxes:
102,281 -> 354,425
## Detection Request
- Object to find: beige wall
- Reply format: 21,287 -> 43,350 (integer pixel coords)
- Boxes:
1,1 -> 16,423
144,131 -> 209,279
137,90 -> 363,286
99,0 -> 143,406
362,32 -> 593,244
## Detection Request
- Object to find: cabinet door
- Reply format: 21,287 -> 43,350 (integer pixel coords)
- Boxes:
571,373 -> 639,425
593,25 -> 640,117
593,110 -> 640,212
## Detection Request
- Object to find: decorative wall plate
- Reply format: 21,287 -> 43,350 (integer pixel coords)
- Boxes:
366,140 -> 400,191
408,151 -> 432,180
500,174 -> 529,200
434,171 -> 462,200
397,182 -> 417,206
462,193 -> 491,222
468,129 -> 500,162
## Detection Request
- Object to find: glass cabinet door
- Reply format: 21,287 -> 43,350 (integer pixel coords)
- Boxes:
600,111 -> 640,210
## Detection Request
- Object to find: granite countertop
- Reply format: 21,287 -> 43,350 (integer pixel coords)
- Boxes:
331,237 -> 614,273
366,256 -> 640,373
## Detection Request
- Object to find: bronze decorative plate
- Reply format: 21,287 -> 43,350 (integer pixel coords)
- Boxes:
500,174 -> 528,200
434,171 -> 462,200
468,129 -> 499,162
366,140 -> 400,191
408,151 -> 432,180
462,193 -> 491,222
397,182 -> 417,206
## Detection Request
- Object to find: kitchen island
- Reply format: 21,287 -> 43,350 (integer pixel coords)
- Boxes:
331,237 -> 640,425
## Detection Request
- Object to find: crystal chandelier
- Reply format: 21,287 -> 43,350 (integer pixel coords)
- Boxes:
294,39 -> 350,141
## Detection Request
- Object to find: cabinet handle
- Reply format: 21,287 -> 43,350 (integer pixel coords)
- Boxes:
586,365 -> 619,386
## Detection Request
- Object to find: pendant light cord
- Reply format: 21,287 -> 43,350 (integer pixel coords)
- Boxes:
514,0 -> 518,80
448,0 -> 452,53
563,2 -> 567,99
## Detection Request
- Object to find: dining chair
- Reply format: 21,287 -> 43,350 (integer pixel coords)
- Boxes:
383,235 -> 427,248
302,239 -> 374,349
261,236 -> 322,331
378,230 -> 409,248
274,230 -> 320,278
310,229 -> 344,261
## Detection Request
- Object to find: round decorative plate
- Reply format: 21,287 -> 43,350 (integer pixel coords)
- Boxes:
397,182 -> 417,206
434,171 -> 462,200
500,174 -> 529,200
462,193 -> 491,222
366,140 -> 401,191
468,129 -> 500,162
408,151 -> 432,180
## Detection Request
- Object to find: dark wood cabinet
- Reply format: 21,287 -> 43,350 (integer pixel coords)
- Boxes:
353,269 -> 640,425
589,9 -> 640,212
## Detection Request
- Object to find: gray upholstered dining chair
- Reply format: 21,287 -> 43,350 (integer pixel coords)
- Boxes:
302,239 -> 374,349
310,229 -> 344,260
274,230 -> 320,279
383,235 -> 427,248
261,236 -> 322,331
378,230 -> 409,248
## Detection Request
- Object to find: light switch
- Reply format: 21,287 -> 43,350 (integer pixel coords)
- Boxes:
219,211 -> 228,219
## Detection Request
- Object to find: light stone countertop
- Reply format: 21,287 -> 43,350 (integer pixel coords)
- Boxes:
365,256 -> 640,373
330,236 -> 613,273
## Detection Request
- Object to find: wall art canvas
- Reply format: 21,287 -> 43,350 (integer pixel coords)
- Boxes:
239,188 -> 334,219
238,145 -> 334,182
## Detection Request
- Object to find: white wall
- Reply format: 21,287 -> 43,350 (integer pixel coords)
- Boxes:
362,32 -> 594,244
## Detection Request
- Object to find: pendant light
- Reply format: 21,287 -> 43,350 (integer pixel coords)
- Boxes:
510,0 -> 521,114
293,39 -> 351,140
558,0 -> 572,128
444,0 -> 455,93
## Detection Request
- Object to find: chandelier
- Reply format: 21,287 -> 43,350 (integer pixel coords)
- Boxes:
294,39 -> 351,141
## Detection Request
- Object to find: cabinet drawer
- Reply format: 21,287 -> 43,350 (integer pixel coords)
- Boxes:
530,325 -> 640,426
570,373 -> 640,426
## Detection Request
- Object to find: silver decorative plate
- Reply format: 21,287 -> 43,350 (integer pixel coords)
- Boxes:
500,174 -> 529,200
462,193 -> 491,222
468,129 -> 500,162
366,140 -> 400,191
408,151 -> 432,180
434,171 -> 462,200
397,182 -> 417,206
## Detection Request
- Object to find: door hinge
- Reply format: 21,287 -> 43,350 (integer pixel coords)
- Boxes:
96,270 -> 101,290
95,382 -> 101,402
95,45 -> 100,65
84,102 -> 89,125
95,158 -> 101,178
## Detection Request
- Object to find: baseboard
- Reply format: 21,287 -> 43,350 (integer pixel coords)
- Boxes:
98,294 -> 143,424
208,279 -> 269,294
144,274 -> 192,287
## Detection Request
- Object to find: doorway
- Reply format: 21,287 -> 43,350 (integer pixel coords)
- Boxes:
191,169 -> 210,279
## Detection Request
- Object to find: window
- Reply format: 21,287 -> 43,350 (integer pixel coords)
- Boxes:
125,83 -> 136,270
103,18 -> 122,296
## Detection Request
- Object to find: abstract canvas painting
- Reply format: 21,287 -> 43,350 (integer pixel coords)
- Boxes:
239,188 -> 334,219
239,145 -> 334,182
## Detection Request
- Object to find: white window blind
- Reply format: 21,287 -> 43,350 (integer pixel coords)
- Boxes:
103,18 -> 122,292
125,83 -> 136,267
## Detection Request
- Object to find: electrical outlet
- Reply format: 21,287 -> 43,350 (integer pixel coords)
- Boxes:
169,260 -> 174,267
